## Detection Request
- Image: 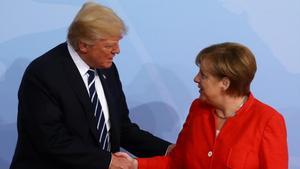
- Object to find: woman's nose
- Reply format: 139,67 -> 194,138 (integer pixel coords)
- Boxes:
194,74 -> 200,83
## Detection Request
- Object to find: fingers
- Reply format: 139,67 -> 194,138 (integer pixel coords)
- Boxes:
109,152 -> 137,169
114,152 -> 132,159
165,144 -> 176,155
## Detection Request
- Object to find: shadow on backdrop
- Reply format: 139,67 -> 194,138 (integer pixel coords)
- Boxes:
124,63 -> 193,143
0,123 -> 17,169
130,102 -> 180,143
0,58 -> 30,169
0,58 -> 30,123
0,157 -> 9,169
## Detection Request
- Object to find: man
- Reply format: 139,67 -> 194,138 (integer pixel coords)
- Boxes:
10,2 -> 170,169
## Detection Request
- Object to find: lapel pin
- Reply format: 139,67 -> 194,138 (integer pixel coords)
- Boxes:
102,74 -> 107,79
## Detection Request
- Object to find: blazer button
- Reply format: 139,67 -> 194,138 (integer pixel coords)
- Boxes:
208,151 -> 213,157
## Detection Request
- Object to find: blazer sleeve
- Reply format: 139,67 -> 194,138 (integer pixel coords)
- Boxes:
137,121 -> 186,169
18,66 -> 111,169
137,100 -> 200,169
110,64 -> 171,157
260,113 -> 288,169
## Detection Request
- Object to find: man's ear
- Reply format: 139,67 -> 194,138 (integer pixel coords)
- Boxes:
221,77 -> 230,91
78,41 -> 88,54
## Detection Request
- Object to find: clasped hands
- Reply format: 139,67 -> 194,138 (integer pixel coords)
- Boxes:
109,152 -> 137,169
109,144 -> 175,169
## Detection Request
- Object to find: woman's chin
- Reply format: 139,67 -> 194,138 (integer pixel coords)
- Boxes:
199,95 -> 206,101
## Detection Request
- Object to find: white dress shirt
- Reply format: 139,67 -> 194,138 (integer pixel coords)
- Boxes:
67,42 -> 111,131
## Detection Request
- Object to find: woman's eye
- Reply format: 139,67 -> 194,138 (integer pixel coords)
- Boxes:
200,72 -> 207,79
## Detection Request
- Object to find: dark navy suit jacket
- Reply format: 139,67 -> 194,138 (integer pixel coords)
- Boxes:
10,42 -> 170,169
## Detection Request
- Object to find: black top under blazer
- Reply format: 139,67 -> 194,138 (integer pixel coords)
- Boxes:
10,42 -> 170,169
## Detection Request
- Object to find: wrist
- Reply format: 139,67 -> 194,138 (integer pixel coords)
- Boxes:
133,159 -> 138,169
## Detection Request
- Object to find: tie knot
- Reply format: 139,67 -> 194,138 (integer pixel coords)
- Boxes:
87,68 -> 96,77
87,69 -> 96,84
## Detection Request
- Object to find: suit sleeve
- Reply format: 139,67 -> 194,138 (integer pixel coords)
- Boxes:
260,113 -> 288,169
18,67 -> 111,169
111,64 -> 171,157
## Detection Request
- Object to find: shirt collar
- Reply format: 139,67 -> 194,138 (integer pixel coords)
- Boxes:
67,42 -> 90,76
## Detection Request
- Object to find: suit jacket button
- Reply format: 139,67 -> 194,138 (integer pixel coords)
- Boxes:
208,151 -> 213,157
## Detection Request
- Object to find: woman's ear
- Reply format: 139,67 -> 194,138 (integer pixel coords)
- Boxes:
221,77 -> 230,91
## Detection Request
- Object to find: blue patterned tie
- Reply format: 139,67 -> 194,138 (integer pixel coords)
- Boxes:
87,69 -> 110,151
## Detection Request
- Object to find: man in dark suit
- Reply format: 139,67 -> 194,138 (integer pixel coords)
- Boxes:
10,2 -> 170,169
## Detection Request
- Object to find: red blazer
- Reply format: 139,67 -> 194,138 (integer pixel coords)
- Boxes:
138,93 -> 288,169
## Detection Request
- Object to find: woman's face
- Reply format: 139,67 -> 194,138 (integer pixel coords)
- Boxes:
194,60 -> 224,105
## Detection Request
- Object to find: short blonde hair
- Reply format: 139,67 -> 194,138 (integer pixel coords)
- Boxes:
67,2 -> 127,50
195,42 -> 257,97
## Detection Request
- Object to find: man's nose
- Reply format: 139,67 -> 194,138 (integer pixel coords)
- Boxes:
112,44 -> 120,54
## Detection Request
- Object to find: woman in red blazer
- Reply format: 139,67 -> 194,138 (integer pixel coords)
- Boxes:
119,42 -> 288,169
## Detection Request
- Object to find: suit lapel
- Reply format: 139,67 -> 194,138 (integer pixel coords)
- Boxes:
96,69 -> 116,125
97,69 -> 119,151
59,43 -> 100,143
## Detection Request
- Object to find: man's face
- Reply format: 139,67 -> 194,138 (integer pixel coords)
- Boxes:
79,37 -> 121,69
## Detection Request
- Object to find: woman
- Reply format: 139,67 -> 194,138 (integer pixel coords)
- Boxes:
118,42 -> 288,169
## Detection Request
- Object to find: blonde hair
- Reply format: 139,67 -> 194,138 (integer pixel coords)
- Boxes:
67,2 -> 127,50
195,42 -> 257,97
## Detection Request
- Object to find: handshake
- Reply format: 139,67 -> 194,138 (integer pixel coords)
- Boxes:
109,144 -> 175,169
109,152 -> 138,169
